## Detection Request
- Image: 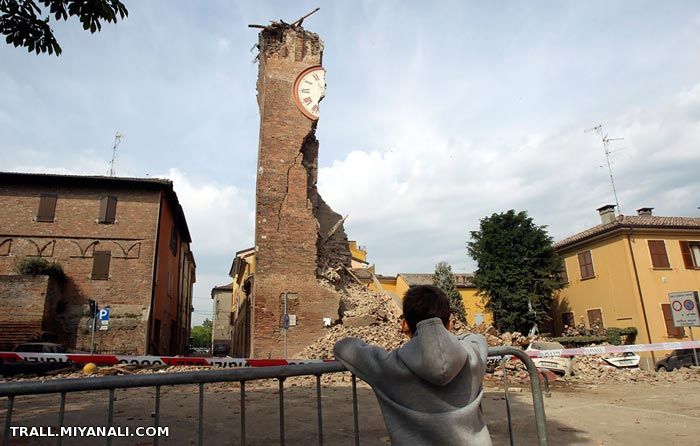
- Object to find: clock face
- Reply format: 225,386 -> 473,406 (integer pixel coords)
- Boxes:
293,66 -> 326,120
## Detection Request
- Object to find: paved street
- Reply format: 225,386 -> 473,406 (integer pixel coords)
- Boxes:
2,377 -> 698,445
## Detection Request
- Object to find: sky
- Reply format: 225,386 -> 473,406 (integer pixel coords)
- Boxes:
2,1 -> 700,326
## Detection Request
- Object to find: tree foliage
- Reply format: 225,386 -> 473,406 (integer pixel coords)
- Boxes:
433,261 -> 468,324
0,0 -> 128,56
15,256 -> 66,283
467,210 -> 564,333
190,319 -> 212,348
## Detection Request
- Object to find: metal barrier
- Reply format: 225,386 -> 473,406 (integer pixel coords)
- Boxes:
0,347 -> 547,446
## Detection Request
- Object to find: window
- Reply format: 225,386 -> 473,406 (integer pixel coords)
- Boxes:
36,194 -> 57,222
587,309 -> 604,329
170,224 -> 178,256
647,240 -> 670,268
91,251 -> 111,280
577,250 -> 595,279
561,312 -> 575,330
98,196 -> 118,224
558,265 -> 569,284
661,304 -> 685,337
679,241 -> 700,269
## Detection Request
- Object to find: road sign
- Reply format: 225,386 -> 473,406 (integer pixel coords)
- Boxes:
669,291 -> 700,327
98,307 -> 110,331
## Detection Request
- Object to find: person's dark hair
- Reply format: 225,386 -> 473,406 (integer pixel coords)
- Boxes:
402,285 -> 451,334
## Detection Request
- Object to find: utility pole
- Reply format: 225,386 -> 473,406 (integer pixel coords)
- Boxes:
585,124 -> 624,215
108,132 -> 124,177
88,299 -> 98,354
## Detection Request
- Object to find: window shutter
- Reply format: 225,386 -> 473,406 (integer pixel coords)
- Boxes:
99,196 -> 118,223
648,240 -> 670,268
587,309 -> 604,328
578,251 -> 595,279
680,241 -> 695,269
37,194 -> 57,222
661,303 -> 684,337
558,266 -> 569,284
170,224 -> 178,256
91,251 -> 111,280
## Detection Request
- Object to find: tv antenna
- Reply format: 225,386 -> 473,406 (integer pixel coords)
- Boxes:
585,124 -> 624,215
109,132 -> 124,177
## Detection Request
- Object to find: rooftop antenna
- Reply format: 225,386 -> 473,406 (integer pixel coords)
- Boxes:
109,132 -> 124,177
585,124 -> 624,215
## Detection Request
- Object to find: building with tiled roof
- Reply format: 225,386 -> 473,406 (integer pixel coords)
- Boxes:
553,205 -> 700,371
0,171 -> 196,355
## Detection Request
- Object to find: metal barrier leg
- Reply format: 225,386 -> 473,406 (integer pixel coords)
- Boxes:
278,378 -> 285,446
351,375 -> 359,446
502,362 -> 514,446
56,392 -> 66,446
240,381 -> 246,445
4,396 -> 14,446
491,347 -> 548,446
315,375 -> 323,446
107,389 -> 114,446
198,383 -> 204,446
154,385 -> 161,446
541,372 -> 551,398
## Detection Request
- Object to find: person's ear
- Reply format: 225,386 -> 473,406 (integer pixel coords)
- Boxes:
447,318 -> 455,331
401,319 -> 413,338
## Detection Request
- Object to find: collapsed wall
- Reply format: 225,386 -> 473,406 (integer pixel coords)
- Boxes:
251,23 -> 351,358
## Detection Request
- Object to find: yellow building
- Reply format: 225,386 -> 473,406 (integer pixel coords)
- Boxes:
348,241 -> 369,269
362,270 -> 493,326
229,247 -> 255,357
553,205 -> 700,369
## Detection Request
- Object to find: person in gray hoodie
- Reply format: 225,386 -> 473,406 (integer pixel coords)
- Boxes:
333,285 -> 492,446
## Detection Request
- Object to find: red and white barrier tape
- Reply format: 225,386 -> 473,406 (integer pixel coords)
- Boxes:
524,340 -> 700,358
0,353 -> 327,368
1,340 -> 698,368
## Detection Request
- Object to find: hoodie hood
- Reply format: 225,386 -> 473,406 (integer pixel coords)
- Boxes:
397,318 -> 469,386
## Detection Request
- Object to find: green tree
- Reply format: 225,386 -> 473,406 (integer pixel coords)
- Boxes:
190,319 -> 212,348
15,256 -> 66,283
467,210 -> 564,333
433,261 -> 467,324
1,0 -> 128,56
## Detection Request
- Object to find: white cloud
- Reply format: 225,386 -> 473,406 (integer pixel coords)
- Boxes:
319,83 -> 700,275
159,168 -> 254,256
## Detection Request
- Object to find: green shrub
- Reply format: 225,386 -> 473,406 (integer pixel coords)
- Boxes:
551,326 -> 637,346
15,257 -> 66,283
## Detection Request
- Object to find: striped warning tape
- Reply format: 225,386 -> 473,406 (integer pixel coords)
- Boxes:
1,340 -> 698,368
0,352 -> 327,368
524,340 -> 700,358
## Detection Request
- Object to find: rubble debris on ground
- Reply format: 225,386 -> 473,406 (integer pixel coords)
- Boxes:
3,275 -> 699,386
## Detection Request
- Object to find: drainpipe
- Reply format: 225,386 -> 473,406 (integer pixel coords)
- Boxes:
146,194 -> 163,354
626,232 -> 656,369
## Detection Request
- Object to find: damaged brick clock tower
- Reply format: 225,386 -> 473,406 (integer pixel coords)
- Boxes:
251,18 -> 351,358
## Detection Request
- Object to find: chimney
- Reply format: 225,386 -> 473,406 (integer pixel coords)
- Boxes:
596,204 -> 616,225
636,207 -> 653,217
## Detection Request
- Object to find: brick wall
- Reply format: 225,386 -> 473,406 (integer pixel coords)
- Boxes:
252,25 -> 350,358
0,275 -> 60,350
0,183 -> 159,353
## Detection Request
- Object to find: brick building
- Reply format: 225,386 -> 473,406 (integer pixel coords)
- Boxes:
0,172 -> 195,355
251,23 -> 351,358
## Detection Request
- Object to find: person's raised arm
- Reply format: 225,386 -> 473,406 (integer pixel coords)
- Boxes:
333,337 -> 391,385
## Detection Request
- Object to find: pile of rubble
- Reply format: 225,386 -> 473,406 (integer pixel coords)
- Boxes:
571,355 -> 700,383
301,277 -> 535,359
300,281 -> 403,358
